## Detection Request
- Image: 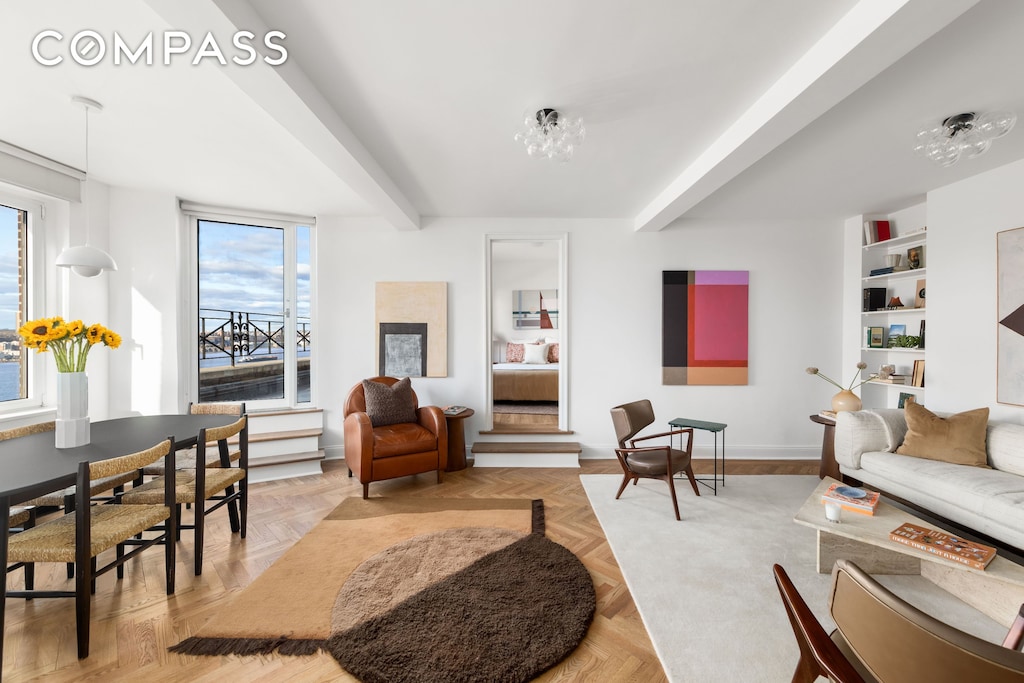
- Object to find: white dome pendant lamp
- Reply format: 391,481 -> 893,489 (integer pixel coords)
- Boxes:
55,96 -> 117,277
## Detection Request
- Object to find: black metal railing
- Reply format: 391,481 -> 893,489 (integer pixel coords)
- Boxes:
199,308 -> 311,366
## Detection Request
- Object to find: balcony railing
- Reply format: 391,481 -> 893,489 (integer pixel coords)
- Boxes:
199,308 -> 310,366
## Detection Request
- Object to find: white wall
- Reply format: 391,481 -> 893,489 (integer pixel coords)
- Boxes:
927,157 -> 1024,422
317,215 -> 843,460
106,187 -> 182,417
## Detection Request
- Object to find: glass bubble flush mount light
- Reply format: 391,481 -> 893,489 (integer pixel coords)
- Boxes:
513,108 -> 585,162
913,111 -> 1016,167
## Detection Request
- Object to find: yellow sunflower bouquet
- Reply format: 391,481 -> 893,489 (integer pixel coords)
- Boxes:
17,316 -> 121,373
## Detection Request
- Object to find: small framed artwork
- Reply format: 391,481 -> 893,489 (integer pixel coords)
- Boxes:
907,246 -> 924,269
867,326 -> 885,348
887,324 -> 906,346
915,279 -> 926,308
898,392 -> 916,409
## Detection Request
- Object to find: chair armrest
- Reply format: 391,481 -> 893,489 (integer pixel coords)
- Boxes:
631,427 -> 693,444
417,406 -> 448,470
1003,604 -> 1024,651
343,412 -> 375,481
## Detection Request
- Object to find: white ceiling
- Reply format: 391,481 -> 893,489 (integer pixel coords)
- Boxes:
2,0 -> 1021,229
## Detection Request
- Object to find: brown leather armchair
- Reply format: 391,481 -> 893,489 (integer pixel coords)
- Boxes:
343,377 -> 448,499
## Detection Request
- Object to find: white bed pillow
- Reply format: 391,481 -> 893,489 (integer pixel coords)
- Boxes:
523,343 -> 550,364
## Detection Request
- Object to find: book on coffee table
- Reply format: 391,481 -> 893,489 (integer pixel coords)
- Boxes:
443,405 -> 468,415
820,483 -> 880,515
889,522 -> 996,570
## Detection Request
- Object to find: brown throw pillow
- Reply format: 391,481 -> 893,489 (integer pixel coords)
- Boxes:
362,377 -> 417,427
896,401 -> 990,467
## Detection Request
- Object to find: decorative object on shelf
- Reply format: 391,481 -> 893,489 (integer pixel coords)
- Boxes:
878,364 -> 896,379
866,326 -> 885,348
863,287 -> 886,312
886,296 -> 904,310
55,96 -> 118,277
889,334 -> 921,349
898,392 -> 916,409
805,363 -> 877,412
913,111 -> 1016,167
886,254 -> 902,269
17,316 -> 121,447
918,319 -> 926,350
513,108 -> 585,162
907,246 -> 923,269
915,279 -> 926,308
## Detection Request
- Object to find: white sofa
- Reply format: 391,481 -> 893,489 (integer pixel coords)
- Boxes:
835,408 -> 1024,551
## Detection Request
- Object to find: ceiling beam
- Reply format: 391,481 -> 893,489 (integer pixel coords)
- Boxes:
144,0 -> 420,230
632,0 -> 980,232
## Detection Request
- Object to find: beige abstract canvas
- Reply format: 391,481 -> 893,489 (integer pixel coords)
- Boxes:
375,282 -> 448,378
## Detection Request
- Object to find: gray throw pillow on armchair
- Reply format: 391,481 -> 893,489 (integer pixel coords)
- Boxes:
362,377 -> 418,427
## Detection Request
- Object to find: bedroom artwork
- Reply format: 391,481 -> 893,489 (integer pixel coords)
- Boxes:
512,289 -> 558,329
375,282 -> 447,378
997,227 -> 1024,405
662,270 -> 749,385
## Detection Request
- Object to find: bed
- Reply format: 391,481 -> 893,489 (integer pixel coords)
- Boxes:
492,362 -> 559,402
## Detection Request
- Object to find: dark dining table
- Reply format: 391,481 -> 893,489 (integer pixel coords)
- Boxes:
0,413 -> 237,670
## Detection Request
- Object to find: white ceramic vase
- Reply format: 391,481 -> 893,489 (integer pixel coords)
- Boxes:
56,371 -> 90,448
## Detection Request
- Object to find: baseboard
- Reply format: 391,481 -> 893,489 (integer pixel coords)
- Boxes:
578,444 -> 821,460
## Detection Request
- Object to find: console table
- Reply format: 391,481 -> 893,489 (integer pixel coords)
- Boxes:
668,417 -> 727,495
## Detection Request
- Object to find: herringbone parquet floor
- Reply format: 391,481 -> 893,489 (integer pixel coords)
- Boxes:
3,458 -> 815,682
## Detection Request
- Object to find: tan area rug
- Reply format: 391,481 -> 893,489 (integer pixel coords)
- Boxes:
171,497 -> 595,683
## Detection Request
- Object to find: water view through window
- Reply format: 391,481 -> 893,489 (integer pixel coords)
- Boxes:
198,220 -> 310,404
0,204 -> 26,403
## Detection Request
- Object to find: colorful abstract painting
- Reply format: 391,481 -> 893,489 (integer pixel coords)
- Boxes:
662,270 -> 748,385
998,227 -> 1024,405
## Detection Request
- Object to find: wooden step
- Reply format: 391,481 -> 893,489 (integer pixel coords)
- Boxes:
248,428 -> 322,443
470,441 -> 581,468
247,407 -> 323,417
248,450 -> 325,484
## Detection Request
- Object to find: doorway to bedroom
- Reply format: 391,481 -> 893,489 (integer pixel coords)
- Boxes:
486,236 -> 568,433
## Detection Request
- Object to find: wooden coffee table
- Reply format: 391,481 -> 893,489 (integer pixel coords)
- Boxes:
794,476 -> 1024,628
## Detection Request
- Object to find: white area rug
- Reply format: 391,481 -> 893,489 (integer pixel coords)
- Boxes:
581,474 -> 1005,682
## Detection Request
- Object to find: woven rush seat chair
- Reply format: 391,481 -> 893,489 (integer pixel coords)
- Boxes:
143,402 -> 245,476
5,438 -> 177,659
121,415 -> 248,575
609,399 -> 700,520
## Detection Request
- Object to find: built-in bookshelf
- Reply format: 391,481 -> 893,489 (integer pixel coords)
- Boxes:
859,222 -> 927,408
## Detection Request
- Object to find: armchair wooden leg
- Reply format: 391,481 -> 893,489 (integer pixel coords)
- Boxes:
362,482 -> 369,500
615,474 -> 632,500
684,465 -> 700,496
665,475 -> 681,521
437,469 -> 443,484
348,468 -> 353,478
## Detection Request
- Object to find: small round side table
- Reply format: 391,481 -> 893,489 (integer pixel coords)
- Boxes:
444,408 -> 474,472
810,414 -> 839,480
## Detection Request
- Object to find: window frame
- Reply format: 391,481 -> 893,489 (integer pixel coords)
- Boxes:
0,188 -> 47,413
181,204 -> 315,411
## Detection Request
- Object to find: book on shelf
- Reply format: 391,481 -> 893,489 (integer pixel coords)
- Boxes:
889,522 -> 996,570
911,359 -> 926,387
873,376 -> 906,384
821,483 -> 880,515
869,267 -> 895,276
443,405 -> 468,415
818,410 -> 837,420
863,219 -> 892,245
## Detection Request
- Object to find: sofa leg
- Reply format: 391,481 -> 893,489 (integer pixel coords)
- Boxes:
362,482 -> 369,499
437,469 -> 443,484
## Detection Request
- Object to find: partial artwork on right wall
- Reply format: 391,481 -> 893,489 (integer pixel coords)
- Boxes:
997,226 -> 1024,405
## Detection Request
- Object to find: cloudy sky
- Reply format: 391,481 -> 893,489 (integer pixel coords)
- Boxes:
199,219 -> 310,320
0,212 -> 310,330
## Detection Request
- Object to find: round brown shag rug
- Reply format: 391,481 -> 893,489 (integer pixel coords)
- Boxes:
324,526 -> 595,683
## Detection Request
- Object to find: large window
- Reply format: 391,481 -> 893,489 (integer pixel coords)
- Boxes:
191,212 -> 313,407
0,197 -> 40,409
